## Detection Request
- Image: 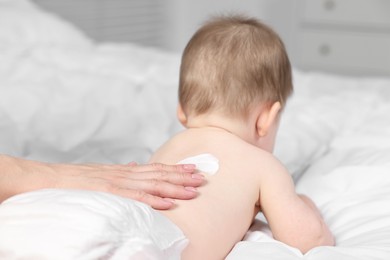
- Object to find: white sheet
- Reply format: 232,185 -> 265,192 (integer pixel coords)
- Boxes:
1,1 -> 390,259
0,189 -> 188,259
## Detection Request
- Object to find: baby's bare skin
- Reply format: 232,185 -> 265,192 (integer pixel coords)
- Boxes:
151,125 -> 334,259
151,128 -> 261,259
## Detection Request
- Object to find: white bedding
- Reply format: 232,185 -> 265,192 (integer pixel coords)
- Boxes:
0,189 -> 188,259
1,0 -> 390,259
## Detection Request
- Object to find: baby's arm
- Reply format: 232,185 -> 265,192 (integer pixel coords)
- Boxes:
259,160 -> 335,253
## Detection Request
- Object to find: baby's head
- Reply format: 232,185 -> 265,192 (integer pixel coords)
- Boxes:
178,15 -> 293,122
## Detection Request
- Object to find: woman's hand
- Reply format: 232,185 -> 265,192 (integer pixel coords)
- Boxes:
0,155 -> 204,210
52,162 -> 204,209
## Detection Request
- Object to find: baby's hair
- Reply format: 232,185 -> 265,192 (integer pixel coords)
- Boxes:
179,14 -> 293,119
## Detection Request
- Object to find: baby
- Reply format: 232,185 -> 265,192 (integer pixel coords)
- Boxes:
149,15 -> 335,259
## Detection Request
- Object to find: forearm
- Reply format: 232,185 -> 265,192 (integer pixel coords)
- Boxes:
261,167 -> 335,253
298,194 -> 335,250
265,192 -> 335,253
0,155 -> 56,202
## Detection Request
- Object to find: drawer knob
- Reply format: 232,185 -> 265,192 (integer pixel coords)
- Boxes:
323,0 -> 336,11
319,44 -> 331,56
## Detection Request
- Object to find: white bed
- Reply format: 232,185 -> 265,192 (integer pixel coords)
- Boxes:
1,0 -> 390,259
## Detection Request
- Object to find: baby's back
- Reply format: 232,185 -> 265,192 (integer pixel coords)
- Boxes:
150,128 -> 274,259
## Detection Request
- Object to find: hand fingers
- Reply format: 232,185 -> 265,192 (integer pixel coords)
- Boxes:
102,163 -> 203,186
79,163 -> 203,207
91,164 -> 205,189
86,163 -> 203,187
118,178 -> 199,199
113,181 -> 199,210
129,163 -> 197,174
113,188 -> 175,210
126,170 -> 204,188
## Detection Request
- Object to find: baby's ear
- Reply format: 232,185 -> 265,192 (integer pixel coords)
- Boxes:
177,104 -> 188,126
256,101 -> 281,137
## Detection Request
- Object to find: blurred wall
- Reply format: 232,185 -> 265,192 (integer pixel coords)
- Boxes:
28,0 -> 390,76
162,1 -> 390,77
162,0 -> 296,54
32,0 -> 297,60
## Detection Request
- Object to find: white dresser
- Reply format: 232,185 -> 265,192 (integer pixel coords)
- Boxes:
292,0 -> 390,76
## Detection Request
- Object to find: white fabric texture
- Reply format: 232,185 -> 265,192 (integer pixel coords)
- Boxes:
0,0 -> 91,47
0,190 -> 188,260
1,1 -> 390,259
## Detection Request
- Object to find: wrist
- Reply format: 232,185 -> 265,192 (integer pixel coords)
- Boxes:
0,155 -> 57,202
0,154 -> 23,202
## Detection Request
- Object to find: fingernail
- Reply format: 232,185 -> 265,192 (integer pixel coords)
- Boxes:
183,164 -> 196,171
191,173 -> 204,180
185,186 -> 198,192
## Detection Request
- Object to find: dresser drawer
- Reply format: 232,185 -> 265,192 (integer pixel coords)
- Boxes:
303,0 -> 390,28
299,30 -> 390,75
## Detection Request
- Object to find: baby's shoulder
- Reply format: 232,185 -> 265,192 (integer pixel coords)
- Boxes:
233,144 -> 290,179
237,142 -> 282,165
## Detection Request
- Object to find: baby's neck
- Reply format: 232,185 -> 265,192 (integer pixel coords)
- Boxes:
185,114 -> 259,148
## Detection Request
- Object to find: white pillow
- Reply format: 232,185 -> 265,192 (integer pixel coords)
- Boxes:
0,189 -> 188,259
0,0 -> 91,47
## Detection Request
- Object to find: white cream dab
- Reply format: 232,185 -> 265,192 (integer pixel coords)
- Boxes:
177,153 -> 219,175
